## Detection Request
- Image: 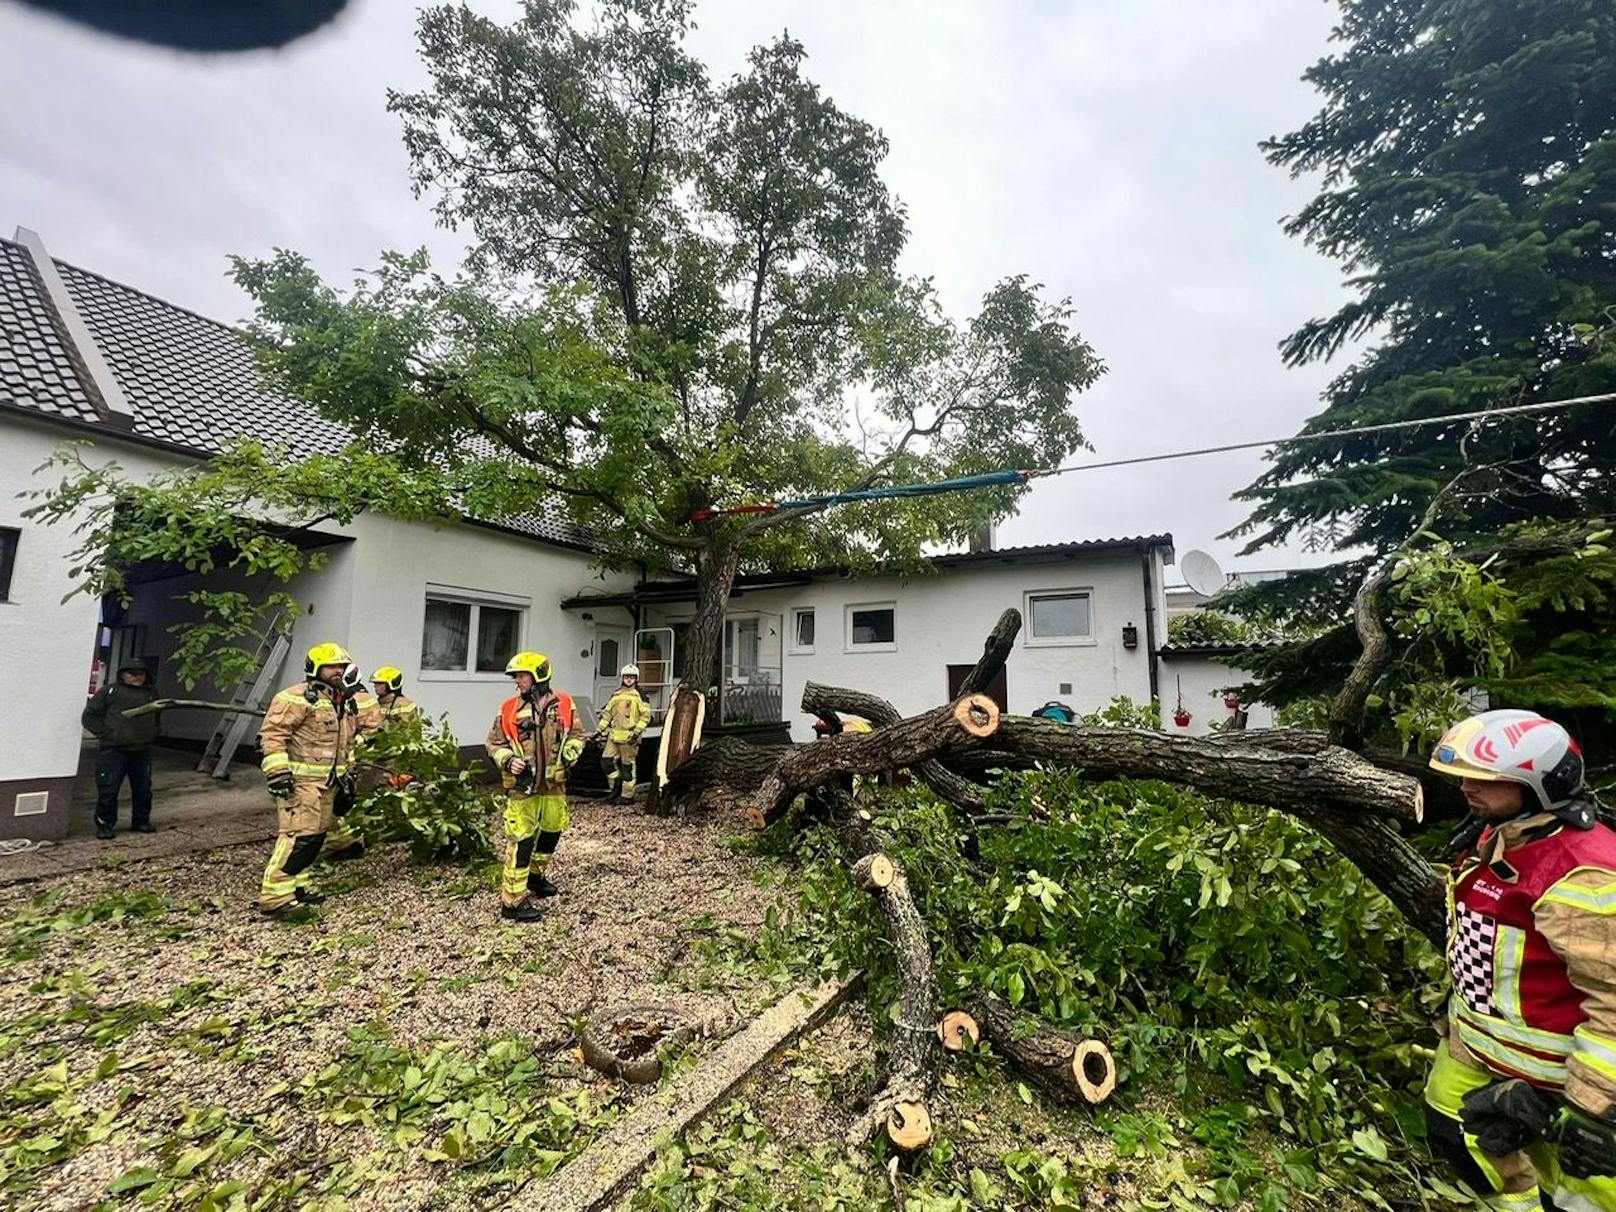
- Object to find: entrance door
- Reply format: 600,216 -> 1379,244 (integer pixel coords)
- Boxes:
947,663 -> 1007,713
592,625 -> 630,718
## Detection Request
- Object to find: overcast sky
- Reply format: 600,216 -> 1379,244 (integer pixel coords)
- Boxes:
0,0 -> 1350,581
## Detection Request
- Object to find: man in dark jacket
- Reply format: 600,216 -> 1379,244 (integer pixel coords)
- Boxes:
81,658 -> 160,839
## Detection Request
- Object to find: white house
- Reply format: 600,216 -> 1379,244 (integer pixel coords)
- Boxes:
566,536 -> 1176,741
0,228 -> 1188,840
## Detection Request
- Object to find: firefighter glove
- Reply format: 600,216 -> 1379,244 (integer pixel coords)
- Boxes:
1460,1080 -> 1560,1155
1560,1106 -> 1616,1179
267,770 -> 295,799
561,737 -> 585,765
333,782 -> 356,819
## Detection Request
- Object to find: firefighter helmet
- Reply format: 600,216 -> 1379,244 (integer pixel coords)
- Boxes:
1429,709 -> 1586,812
620,664 -> 640,679
504,651 -> 553,684
371,665 -> 404,694
305,641 -> 353,679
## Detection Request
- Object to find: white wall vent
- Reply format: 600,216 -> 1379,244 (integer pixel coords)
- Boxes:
13,791 -> 49,817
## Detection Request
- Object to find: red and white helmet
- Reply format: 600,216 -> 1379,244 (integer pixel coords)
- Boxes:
1429,709 -> 1585,812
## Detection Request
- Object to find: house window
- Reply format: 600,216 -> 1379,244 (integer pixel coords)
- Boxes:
790,607 -> 815,654
597,637 -> 620,679
1024,589 -> 1094,646
420,587 -> 529,677
0,527 -> 16,602
846,603 -> 896,652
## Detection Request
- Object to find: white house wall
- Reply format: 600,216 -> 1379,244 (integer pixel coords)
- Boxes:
341,512 -> 631,746
650,554 -> 1161,740
0,417 -> 183,835
0,413 -> 626,835
1160,655 -> 1276,735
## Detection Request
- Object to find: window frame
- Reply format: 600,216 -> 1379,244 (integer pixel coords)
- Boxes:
844,601 -> 897,653
0,527 -> 17,603
789,606 -> 816,655
1022,587 -> 1096,648
417,584 -> 531,681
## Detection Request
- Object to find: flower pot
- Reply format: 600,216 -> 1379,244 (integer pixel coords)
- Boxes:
1223,696 -> 1240,709
1172,710 -> 1192,727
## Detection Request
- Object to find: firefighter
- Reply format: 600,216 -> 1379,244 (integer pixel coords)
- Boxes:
1423,709 -> 1616,1210
596,664 -> 651,801
485,652 -> 585,922
257,643 -> 367,915
368,666 -> 421,727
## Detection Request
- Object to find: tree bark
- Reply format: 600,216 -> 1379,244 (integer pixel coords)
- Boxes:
965,995 -> 1116,1108
980,717 -> 1423,823
848,851 -> 939,1152
745,695 -> 1001,828
1329,560 -> 1394,751
683,541 -> 740,699
799,607 -> 1022,818
802,681 -> 989,816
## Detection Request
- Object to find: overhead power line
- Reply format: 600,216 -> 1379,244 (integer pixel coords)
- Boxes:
1029,391 -> 1616,479
688,391 -> 1616,523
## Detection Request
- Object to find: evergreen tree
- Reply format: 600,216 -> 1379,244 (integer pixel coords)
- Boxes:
1228,0 -> 1616,748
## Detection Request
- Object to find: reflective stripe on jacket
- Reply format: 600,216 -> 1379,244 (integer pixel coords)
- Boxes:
1447,814 -> 1616,1114
259,682 -> 365,783
597,687 -> 651,743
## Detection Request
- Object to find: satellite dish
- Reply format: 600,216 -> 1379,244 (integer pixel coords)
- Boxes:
1180,549 -> 1227,598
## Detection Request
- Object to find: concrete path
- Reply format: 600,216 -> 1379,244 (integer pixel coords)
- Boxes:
0,745 -> 272,887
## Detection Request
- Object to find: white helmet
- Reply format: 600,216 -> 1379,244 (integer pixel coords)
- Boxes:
620,664 -> 640,679
1429,709 -> 1586,813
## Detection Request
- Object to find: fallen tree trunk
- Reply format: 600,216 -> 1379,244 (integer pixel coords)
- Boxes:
847,851 -> 939,1152
979,717 -> 1423,823
744,696 -> 1001,829
958,996 -> 1116,1108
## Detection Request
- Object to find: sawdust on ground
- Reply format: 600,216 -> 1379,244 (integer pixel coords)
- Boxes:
0,800 -> 789,1211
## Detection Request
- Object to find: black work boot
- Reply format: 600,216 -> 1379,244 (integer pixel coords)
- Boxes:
295,887 -> 327,906
527,872 -> 559,898
327,841 -> 366,863
96,825 -> 116,840
132,821 -> 156,834
501,899 -> 544,923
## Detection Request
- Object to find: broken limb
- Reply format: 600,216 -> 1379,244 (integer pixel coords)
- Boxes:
846,851 -> 940,1152
120,698 -> 265,719
961,995 -> 1117,1107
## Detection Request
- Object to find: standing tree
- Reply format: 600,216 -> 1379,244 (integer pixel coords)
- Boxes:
1224,0 -> 1616,751
217,0 -> 1101,693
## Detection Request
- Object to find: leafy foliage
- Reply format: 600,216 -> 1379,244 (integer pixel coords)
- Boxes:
348,715 -> 498,864
1224,0 -> 1616,747
1167,610 -> 1255,647
760,769 -> 1449,1206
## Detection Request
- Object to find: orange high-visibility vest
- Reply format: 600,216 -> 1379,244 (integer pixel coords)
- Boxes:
500,691 -> 576,764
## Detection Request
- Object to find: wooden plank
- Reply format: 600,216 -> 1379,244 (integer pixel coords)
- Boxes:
517,972 -> 864,1212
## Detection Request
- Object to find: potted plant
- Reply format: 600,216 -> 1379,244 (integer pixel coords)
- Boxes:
1223,694 -> 1240,710
1172,676 -> 1191,728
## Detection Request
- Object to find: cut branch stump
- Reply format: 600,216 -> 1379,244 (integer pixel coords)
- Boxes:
968,996 -> 1116,1107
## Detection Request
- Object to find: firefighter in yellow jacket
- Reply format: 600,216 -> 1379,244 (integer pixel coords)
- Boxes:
1423,710 -> 1616,1210
257,642 -> 367,915
368,666 -> 421,727
596,664 -> 651,801
322,677 -> 390,864
485,652 -> 585,922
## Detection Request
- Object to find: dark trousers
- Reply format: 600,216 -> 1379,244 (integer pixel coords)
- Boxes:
94,748 -> 153,829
